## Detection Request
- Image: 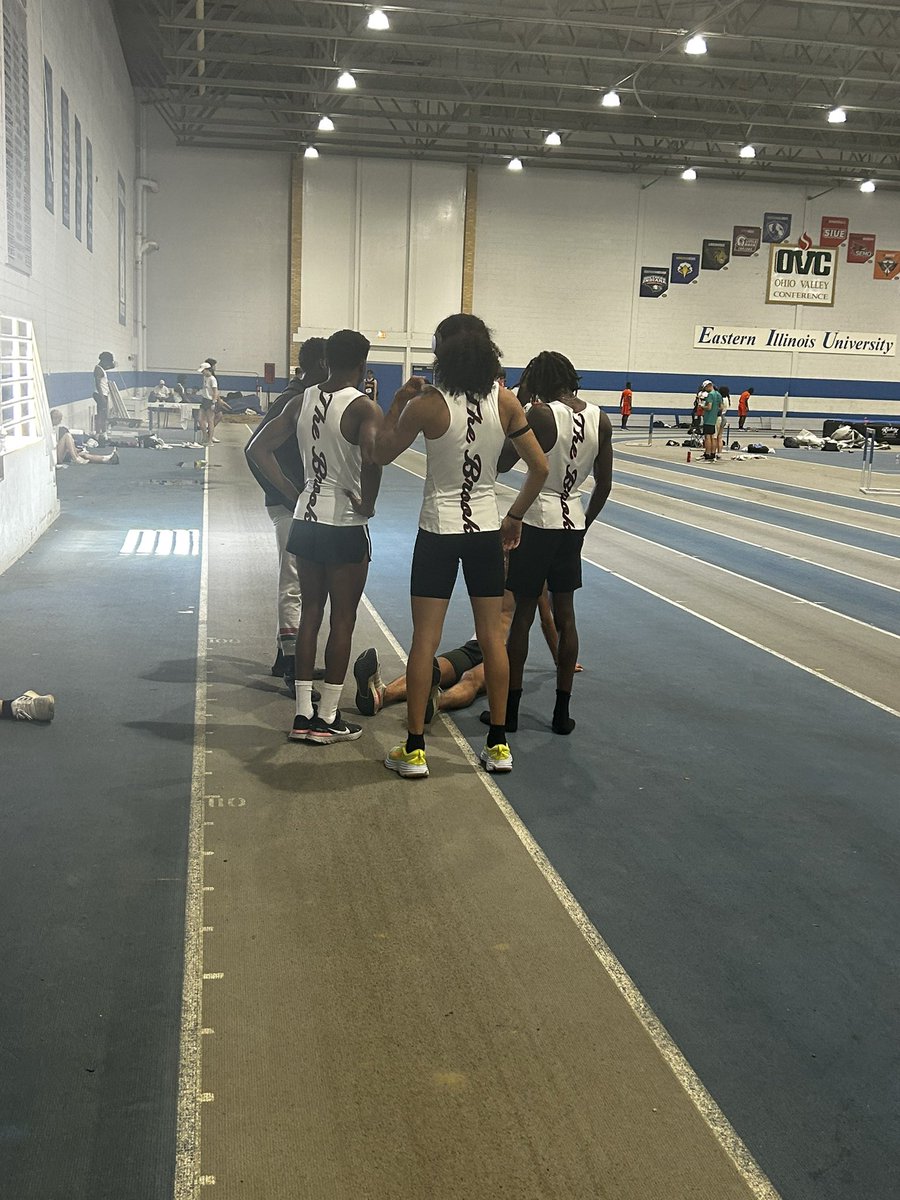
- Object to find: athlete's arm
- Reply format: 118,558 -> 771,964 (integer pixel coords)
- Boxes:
245,394 -> 304,508
497,400 -> 555,472
345,396 -> 384,518
584,411 -> 613,529
371,376 -> 428,465
498,389 -> 548,550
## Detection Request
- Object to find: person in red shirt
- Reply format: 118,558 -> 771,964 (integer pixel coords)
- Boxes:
738,387 -> 753,429
619,380 -> 633,428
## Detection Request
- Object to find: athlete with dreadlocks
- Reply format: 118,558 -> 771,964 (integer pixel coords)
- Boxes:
492,350 -> 612,735
370,313 -> 548,778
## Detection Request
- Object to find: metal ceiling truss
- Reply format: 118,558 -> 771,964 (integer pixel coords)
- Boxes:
113,0 -> 900,188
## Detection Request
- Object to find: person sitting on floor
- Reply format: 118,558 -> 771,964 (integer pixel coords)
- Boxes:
51,410 -> 119,465
0,690 -> 55,722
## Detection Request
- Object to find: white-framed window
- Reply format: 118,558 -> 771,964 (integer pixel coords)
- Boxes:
1,316 -> 40,446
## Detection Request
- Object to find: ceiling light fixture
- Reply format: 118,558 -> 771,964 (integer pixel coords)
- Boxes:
827,106 -> 846,123
739,144 -> 756,159
367,8 -> 390,31
601,89 -> 621,108
508,156 -> 524,172
859,179 -> 876,193
685,34 -> 707,55
336,70 -> 357,90
544,131 -> 561,146
304,146 -> 319,159
317,116 -> 335,132
681,167 -> 697,181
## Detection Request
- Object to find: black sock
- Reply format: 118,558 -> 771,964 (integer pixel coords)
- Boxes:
0,701 -> 12,720
405,731 -> 425,753
505,688 -> 522,733
486,723 -> 506,748
552,690 -> 575,735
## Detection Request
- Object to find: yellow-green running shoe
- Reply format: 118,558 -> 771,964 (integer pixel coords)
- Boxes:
384,744 -> 429,778
480,741 -> 513,772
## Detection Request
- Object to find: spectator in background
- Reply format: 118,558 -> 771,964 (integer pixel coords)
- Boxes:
51,410 -> 119,465
716,385 -> 730,456
93,351 -> 115,442
244,338 -> 328,692
738,386 -> 753,430
699,382 -> 722,461
692,379 -> 712,434
173,374 -> 188,400
197,362 -> 219,443
363,369 -> 379,406
619,380 -> 633,429
149,379 -> 171,402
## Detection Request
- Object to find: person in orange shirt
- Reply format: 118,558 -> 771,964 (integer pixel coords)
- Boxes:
619,380 -> 633,428
738,386 -> 753,429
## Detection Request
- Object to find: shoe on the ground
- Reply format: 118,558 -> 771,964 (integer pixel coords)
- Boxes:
288,713 -> 315,742
11,691 -> 55,722
424,657 -> 441,724
211,437 -> 220,443
384,744 -> 429,778
305,710 -> 363,743
108,450 -> 120,465
271,649 -> 286,677
481,741 -> 513,772
353,647 -> 384,716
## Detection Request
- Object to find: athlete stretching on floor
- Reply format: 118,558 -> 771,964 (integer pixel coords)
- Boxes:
372,313 -> 548,778
247,329 -> 383,744
496,351 -> 612,735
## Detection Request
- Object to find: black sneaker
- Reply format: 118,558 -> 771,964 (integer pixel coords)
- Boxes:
305,710 -> 363,744
288,713 -> 315,742
271,649 -> 286,677
353,647 -> 384,716
423,658 -> 441,724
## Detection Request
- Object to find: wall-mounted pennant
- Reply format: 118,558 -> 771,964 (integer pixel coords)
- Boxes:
873,250 -> 900,281
671,252 -> 700,283
762,212 -> 792,243
732,226 -> 761,257
640,266 -> 669,297
820,216 -> 848,247
847,233 -> 876,264
701,239 -> 731,270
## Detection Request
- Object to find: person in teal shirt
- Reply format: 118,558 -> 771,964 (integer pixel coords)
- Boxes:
700,385 -> 722,461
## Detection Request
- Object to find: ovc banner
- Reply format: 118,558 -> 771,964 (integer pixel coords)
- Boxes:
671,253 -> 700,284
766,242 -> 837,305
640,266 -> 669,297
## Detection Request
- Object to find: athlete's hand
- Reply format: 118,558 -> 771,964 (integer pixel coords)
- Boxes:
392,376 -> 426,410
346,492 -> 373,518
500,515 -> 522,550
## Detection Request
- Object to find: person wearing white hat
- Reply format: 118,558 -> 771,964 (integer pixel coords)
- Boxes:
197,361 -> 220,443
692,379 -> 713,434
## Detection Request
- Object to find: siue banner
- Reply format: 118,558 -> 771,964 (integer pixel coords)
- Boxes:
762,212 -> 792,243
671,252 -> 700,283
820,216 -> 849,247
640,265 -> 669,297
701,239 -> 731,270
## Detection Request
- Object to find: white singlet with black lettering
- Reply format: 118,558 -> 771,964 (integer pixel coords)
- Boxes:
418,383 -> 506,534
294,385 -> 367,526
523,400 -> 601,530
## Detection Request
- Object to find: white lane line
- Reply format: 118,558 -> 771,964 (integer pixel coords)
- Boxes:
615,466 -> 900,539
360,590 -> 781,1200
175,444 -> 209,1200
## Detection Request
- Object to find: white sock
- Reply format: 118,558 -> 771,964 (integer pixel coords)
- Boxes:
295,681 -> 314,720
317,681 -> 343,725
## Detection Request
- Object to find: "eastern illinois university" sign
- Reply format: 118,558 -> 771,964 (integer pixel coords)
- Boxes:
766,235 -> 837,305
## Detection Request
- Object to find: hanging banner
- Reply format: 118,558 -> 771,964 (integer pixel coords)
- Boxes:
766,242 -> 837,305
694,325 -> 895,356
873,251 -> 900,281
732,226 -> 761,257
701,239 -> 730,270
762,212 -> 792,243
671,252 -> 700,283
117,173 -> 127,325
847,233 -> 876,264
639,266 -> 669,297
820,216 -> 848,247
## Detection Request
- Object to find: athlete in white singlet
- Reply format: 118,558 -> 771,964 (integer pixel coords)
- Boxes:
500,351 -> 613,735
246,329 -> 383,745
370,313 -> 548,779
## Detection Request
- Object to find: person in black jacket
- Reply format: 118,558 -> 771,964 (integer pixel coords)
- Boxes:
245,338 -> 327,692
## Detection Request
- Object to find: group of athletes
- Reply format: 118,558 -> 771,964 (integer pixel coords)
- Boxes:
245,313 -> 613,780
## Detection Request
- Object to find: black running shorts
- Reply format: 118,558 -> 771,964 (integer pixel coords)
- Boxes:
505,524 -> 585,598
441,638 -> 484,684
286,520 -> 371,566
702,424 -> 717,436
410,528 -> 505,599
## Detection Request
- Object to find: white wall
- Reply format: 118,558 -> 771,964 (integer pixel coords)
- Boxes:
144,112 -> 291,377
0,0 -> 137,378
0,440 -> 58,575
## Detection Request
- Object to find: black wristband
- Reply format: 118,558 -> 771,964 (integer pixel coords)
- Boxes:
506,512 -> 523,521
